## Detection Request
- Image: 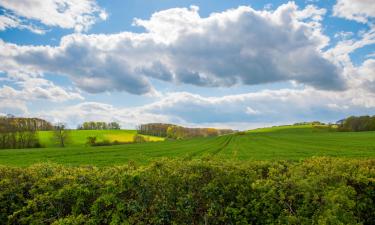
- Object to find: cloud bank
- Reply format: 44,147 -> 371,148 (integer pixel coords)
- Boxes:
37,87 -> 375,130
0,3 -> 345,95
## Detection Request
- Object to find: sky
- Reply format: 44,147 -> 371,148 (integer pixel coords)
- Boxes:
0,0 -> 374,130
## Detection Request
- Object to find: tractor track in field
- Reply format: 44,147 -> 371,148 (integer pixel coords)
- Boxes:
210,134 -> 234,156
182,135 -> 234,160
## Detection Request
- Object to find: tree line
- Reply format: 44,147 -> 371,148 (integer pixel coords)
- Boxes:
136,123 -> 175,137
77,121 -> 121,130
136,123 -> 235,139
337,115 -> 375,132
0,116 -> 52,149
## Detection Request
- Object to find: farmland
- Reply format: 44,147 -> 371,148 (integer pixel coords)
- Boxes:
1,125 -> 374,167
38,129 -> 164,147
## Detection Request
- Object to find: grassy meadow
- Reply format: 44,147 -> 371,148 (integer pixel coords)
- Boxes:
1,124 -> 374,167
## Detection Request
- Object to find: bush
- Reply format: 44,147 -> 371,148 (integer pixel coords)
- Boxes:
92,139 -> 112,146
86,136 -> 97,146
0,157 -> 374,224
133,134 -> 147,143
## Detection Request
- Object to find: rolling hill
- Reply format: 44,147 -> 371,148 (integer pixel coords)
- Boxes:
0,125 -> 374,167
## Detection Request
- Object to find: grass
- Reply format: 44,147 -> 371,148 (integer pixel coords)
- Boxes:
38,130 -> 164,147
0,125 -> 374,167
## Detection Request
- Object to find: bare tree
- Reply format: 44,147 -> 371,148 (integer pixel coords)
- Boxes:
52,123 -> 70,147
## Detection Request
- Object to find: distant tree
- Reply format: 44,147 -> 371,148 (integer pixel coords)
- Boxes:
0,116 -> 44,149
338,115 -> 375,132
109,122 -> 121,130
52,123 -> 70,147
77,121 -> 121,130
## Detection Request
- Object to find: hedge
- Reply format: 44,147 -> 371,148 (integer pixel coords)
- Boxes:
0,157 -> 374,224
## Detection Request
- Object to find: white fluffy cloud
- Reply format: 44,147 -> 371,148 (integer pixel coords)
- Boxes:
0,0 -> 107,33
357,59 -> 375,92
333,0 -> 375,23
0,73 -> 83,115
0,14 -> 45,34
39,102 -> 171,128
0,3 -> 345,94
36,87 -> 375,129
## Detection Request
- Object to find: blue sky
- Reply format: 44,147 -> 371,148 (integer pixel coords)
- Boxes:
0,0 -> 374,129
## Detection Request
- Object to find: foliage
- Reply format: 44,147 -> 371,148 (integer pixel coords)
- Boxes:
0,157 -> 374,224
77,122 -> 121,130
52,123 -> 71,147
294,121 -> 325,126
137,123 -> 235,139
0,116 -> 44,149
85,135 -> 154,147
166,126 -> 225,139
338,115 -> 375,132
133,134 -> 148,143
86,136 -> 97,146
136,123 -> 175,137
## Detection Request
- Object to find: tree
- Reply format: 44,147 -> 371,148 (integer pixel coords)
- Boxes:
109,122 -> 120,130
0,116 -> 44,149
52,123 -> 70,147
77,121 -> 121,130
338,115 -> 375,132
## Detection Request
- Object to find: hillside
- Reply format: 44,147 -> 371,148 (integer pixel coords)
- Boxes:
1,125 -> 374,166
38,130 -> 164,147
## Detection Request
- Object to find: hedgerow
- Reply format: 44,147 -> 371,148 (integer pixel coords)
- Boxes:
0,157 -> 374,224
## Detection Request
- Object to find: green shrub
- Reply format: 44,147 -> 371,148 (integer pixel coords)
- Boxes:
0,157 -> 374,224
86,136 -> 97,146
133,135 -> 147,143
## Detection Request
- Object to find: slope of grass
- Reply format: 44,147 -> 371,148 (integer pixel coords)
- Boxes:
217,125 -> 375,161
0,136 -> 228,167
38,130 -> 164,147
0,125 -> 374,167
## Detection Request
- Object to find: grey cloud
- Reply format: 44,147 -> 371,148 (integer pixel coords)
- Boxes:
169,6 -> 345,90
1,2 -> 346,95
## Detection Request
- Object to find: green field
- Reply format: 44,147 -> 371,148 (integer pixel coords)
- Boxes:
0,125 -> 374,167
38,129 -> 164,147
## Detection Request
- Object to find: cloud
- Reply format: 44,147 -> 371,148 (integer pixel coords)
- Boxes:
245,106 -> 260,115
324,26 -> 375,72
1,73 -> 83,101
36,87 -> 375,130
38,101 -> 171,128
0,0 -> 107,33
334,31 -> 354,40
0,72 -> 83,115
0,14 -> 45,34
333,0 -> 375,23
0,101 -> 28,115
0,3 -> 345,95
357,59 -> 375,93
